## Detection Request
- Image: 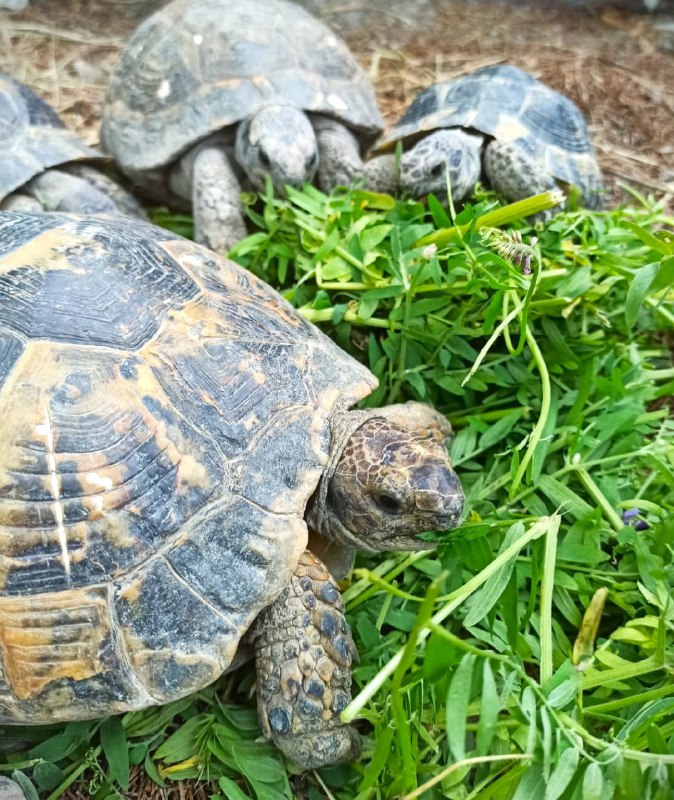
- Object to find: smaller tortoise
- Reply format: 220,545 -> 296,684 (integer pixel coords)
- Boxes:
101,0 -> 383,254
0,210 -> 462,769
367,64 -> 603,210
0,74 -> 145,218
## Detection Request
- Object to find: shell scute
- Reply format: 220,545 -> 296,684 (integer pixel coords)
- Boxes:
0,217 -> 199,348
115,557 -> 239,702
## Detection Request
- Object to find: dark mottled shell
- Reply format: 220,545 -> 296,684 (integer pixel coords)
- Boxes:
101,0 -> 383,174
376,65 -> 601,199
0,75 -> 104,201
0,211 -> 376,722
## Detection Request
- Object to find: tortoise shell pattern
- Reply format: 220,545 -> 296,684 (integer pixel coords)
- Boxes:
0,211 -> 375,723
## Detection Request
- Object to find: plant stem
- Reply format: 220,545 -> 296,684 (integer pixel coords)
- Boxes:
510,324 -> 551,497
342,517 -> 556,722
539,518 -> 559,685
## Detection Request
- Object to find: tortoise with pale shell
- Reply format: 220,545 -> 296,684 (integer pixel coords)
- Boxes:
0,211 -> 462,769
366,64 -> 603,211
101,0 -> 383,255
0,74 -> 145,219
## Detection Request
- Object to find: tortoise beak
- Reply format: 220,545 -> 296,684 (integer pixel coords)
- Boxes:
414,467 -> 463,530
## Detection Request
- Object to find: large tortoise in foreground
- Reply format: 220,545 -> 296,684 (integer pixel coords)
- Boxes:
0,212 -> 463,768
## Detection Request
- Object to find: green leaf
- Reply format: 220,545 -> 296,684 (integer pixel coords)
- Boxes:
10,772 -> 39,800
100,716 -> 130,790
622,221 -> 674,254
463,522 -> 525,626
475,660 -> 499,756
478,410 -> 522,451
582,762 -> 604,800
544,746 -> 580,800
625,261 -> 659,329
538,475 -> 594,520
446,653 -> 475,761
155,715 -> 206,763
32,761 -> 64,791
219,775 -> 253,800
359,726 -> 395,792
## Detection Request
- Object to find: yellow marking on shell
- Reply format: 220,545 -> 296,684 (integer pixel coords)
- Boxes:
0,228 -> 88,276
159,240 -> 301,330
118,580 -> 141,604
0,588 -> 110,700
86,473 -> 114,492
39,403 -> 70,580
175,453 -> 210,492
490,115 -> 529,142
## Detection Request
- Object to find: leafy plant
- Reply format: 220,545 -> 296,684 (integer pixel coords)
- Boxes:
1,182 -> 673,798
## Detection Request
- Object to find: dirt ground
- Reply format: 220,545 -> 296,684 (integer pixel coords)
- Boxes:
1,0 -> 673,210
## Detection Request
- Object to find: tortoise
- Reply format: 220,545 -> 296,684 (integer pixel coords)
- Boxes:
101,0 -> 384,255
0,74 -> 146,218
366,64 -> 603,211
0,210 -> 463,769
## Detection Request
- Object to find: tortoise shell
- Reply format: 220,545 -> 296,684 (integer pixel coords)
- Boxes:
101,0 -> 383,175
0,75 -> 104,202
376,65 -> 602,206
0,211 -> 375,722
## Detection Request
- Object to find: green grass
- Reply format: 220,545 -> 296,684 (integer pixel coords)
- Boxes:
2,182 -> 674,799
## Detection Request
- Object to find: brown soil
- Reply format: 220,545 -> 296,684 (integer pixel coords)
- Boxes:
1,0 -> 673,209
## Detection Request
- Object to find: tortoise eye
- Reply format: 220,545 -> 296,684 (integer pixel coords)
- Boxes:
429,162 -> 445,179
259,149 -> 271,169
376,493 -> 402,514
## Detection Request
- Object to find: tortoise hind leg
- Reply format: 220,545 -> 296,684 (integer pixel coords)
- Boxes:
252,550 -> 361,769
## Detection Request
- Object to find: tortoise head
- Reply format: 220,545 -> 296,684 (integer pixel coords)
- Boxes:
235,105 -> 319,191
400,129 -> 483,202
309,406 -> 463,551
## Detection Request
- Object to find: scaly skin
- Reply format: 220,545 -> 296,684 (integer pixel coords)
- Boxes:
253,551 -> 360,769
313,115 -> 364,191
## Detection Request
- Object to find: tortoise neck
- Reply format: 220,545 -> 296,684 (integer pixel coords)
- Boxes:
305,409 -> 375,542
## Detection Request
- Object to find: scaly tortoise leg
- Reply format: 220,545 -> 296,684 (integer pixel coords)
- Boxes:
252,550 -> 361,769
22,168 -> 119,214
363,153 -> 400,195
312,115 -> 365,191
0,193 -> 43,212
170,137 -> 248,256
483,139 -> 558,205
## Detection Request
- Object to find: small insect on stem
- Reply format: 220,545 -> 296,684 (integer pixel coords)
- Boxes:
482,228 -> 538,275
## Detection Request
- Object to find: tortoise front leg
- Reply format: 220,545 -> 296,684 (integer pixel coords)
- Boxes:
363,153 -> 400,195
0,192 -> 43,212
312,115 -> 364,191
170,138 -> 248,256
483,139 -> 558,205
22,168 -> 119,214
252,550 -> 361,769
